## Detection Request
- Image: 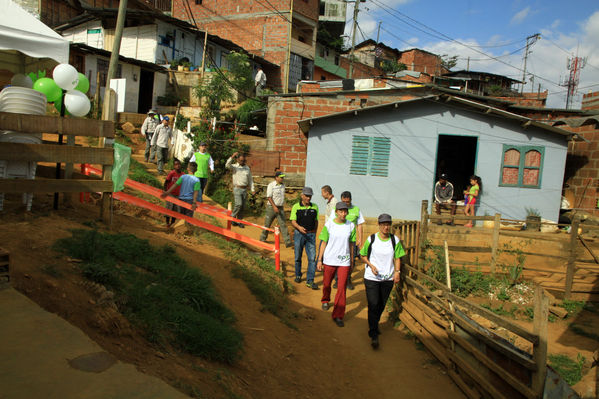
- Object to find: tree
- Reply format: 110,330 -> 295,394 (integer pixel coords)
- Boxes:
380,59 -> 407,74
194,51 -> 254,118
440,54 -> 459,71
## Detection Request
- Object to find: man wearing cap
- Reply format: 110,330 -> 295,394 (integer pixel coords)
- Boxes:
360,213 -> 405,349
150,116 -> 173,175
189,141 -> 214,195
141,110 -> 159,163
434,173 -> 457,225
260,171 -> 292,247
226,151 -> 255,227
290,187 -> 319,290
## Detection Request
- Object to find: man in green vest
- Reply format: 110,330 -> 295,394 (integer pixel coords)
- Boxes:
189,141 -> 214,195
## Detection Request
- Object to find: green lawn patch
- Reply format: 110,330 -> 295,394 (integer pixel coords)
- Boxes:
548,353 -> 586,386
54,229 -> 243,363
129,158 -> 162,188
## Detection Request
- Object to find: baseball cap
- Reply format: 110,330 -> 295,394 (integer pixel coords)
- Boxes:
336,201 -> 349,210
199,141 -> 207,146
440,173 -> 448,180
302,187 -> 314,196
148,109 -> 157,114
163,116 -> 170,121
275,171 -> 285,178
378,213 -> 392,223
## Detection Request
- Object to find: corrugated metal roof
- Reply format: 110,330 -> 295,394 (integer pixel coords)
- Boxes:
296,94 -> 582,141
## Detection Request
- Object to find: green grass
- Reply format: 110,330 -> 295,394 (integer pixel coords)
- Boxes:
115,129 -> 133,146
548,353 -> 586,386
54,229 -> 243,363
559,300 -> 586,318
129,158 -> 162,188
481,303 -> 517,318
194,230 -> 296,327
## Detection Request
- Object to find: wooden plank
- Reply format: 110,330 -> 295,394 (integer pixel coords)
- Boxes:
0,179 -> 113,193
447,368 -> 482,399
565,219 -> 579,299
403,299 -> 450,348
403,275 -> 450,313
0,112 -> 114,138
490,213 -> 501,274
449,331 -> 536,399
403,264 -> 450,293
579,236 -> 599,264
531,286 -> 548,397
0,143 -> 113,164
405,292 -> 450,329
447,351 -> 509,399
399,310 -> 451,367
450,311 -> 537,371
446,291 -> 538,345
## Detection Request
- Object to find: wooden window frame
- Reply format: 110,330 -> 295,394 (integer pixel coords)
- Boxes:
499,144 -> 544,189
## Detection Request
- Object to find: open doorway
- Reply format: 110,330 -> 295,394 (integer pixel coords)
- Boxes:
434,134 -> 478,201
137,69 -> 154,114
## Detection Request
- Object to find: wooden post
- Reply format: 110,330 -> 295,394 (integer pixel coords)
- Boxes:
444,241 -> 451,290
200,29 -> 208,78
418,200 -> 429,269
532,285 -> 548,397
564,219 -> 579,299
490,213 -> 501,275
444,240 -> 457,372
94,71 -> 101,119
100,89 -> 116,224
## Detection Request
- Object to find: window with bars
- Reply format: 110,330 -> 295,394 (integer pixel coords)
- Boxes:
500,145 -> 544,188
350,136 -> 391,177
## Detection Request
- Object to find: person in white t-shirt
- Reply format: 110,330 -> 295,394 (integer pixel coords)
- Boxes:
317,201 -> 356,328
320,185 -> 338,224
360,213 -> 405,349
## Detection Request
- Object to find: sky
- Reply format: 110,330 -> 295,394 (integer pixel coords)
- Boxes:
343,0 -> 599,108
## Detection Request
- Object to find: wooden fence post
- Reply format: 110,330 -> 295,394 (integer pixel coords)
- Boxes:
418,200 -> 429,270
490,213 -> 501,275
100,89 -> 116,224
564,219 -> 579,299
532,285 -> 548,397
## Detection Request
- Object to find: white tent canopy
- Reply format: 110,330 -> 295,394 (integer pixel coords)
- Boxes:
0,0 -> 69,71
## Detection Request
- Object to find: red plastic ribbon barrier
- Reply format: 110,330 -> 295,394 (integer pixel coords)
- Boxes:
113,192 -> 275,252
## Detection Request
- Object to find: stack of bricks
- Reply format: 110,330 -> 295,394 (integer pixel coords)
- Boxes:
0,247 -> 8,288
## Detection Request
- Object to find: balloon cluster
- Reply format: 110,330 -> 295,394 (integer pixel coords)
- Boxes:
32,64 -> 91,117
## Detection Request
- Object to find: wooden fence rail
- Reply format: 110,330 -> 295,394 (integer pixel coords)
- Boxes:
399,262 -> 548,399
0,112 -> 115,219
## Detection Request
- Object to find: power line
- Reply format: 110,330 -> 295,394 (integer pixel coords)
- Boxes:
370,0 -> 563,89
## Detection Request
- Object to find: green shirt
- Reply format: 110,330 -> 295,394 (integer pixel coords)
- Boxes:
290,202 -> 319,232
192,152 -> 212,178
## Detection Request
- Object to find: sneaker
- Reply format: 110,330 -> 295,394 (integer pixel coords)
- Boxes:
333,318 -> 344,327
306,281 -> 319,290
294,276 -> 301,283
237,223 -> 245,228
285,242 -> 293,248
321,302 -> 329,311
371,336 -> 379,349
347,281 -> 354,291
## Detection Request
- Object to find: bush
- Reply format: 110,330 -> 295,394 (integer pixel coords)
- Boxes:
54,230 -> 243,363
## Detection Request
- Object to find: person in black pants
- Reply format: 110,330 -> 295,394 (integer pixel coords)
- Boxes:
359,213 -> 405,349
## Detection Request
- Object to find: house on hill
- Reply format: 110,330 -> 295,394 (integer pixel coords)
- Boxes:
297,94 -> 580,221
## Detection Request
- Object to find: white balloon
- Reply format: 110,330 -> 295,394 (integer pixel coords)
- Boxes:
64,90 -> 91,117
53,64 -> 79,90
10,74 -> 33,88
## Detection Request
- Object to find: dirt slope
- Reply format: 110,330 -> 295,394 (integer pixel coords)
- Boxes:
0,191 -> 464,399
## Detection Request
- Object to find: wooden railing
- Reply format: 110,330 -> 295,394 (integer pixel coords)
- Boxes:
393,220 -> 419,267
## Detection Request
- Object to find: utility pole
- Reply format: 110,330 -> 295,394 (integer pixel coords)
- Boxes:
102,0 -> 128,120
521,33 -> 540,94
466,56 -> 470,71
376,21 -> 382,43
348,0 -> 362,79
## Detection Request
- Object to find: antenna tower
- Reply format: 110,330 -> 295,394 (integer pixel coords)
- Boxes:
561,54 -> 587,109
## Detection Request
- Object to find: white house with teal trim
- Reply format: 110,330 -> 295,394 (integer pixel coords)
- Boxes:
298,94 -> 580,222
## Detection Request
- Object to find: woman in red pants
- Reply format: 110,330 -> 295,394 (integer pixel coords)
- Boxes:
317,201 -> 356,327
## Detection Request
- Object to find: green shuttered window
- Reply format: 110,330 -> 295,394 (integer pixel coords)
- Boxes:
499,144 -> 544,188
350,135 -> 391,177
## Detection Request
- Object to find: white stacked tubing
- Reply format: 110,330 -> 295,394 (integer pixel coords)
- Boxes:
0,87 -> 47,211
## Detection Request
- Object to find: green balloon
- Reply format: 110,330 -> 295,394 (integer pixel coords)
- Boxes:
75,73 -> 90,94
33,77 -> 62,102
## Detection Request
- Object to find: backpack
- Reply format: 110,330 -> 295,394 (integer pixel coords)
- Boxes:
367,233 -> 396,260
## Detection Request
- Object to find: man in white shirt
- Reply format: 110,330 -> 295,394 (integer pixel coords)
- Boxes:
150,116 -> 173,175
255,67 -> 266,96
225,152 -> 255,228
140,109 -> 159,163
259,171 -> 292,247
321,185 -> 338,224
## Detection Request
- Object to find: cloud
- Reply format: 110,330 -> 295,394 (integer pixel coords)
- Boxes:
551,19 -> 561,29
510,7 -> 531,25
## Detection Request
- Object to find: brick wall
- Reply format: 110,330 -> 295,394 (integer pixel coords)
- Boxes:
266,89 -> 422,177
582,91 -> 599,111
398,49 -> 447,76
495,91 -> 548,108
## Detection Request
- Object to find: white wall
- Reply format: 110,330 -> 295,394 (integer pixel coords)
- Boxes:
120,25 -> 157,63
61,20 -> 104,49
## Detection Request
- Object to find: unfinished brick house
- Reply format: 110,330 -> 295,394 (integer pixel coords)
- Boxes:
172,0 -> 319,93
